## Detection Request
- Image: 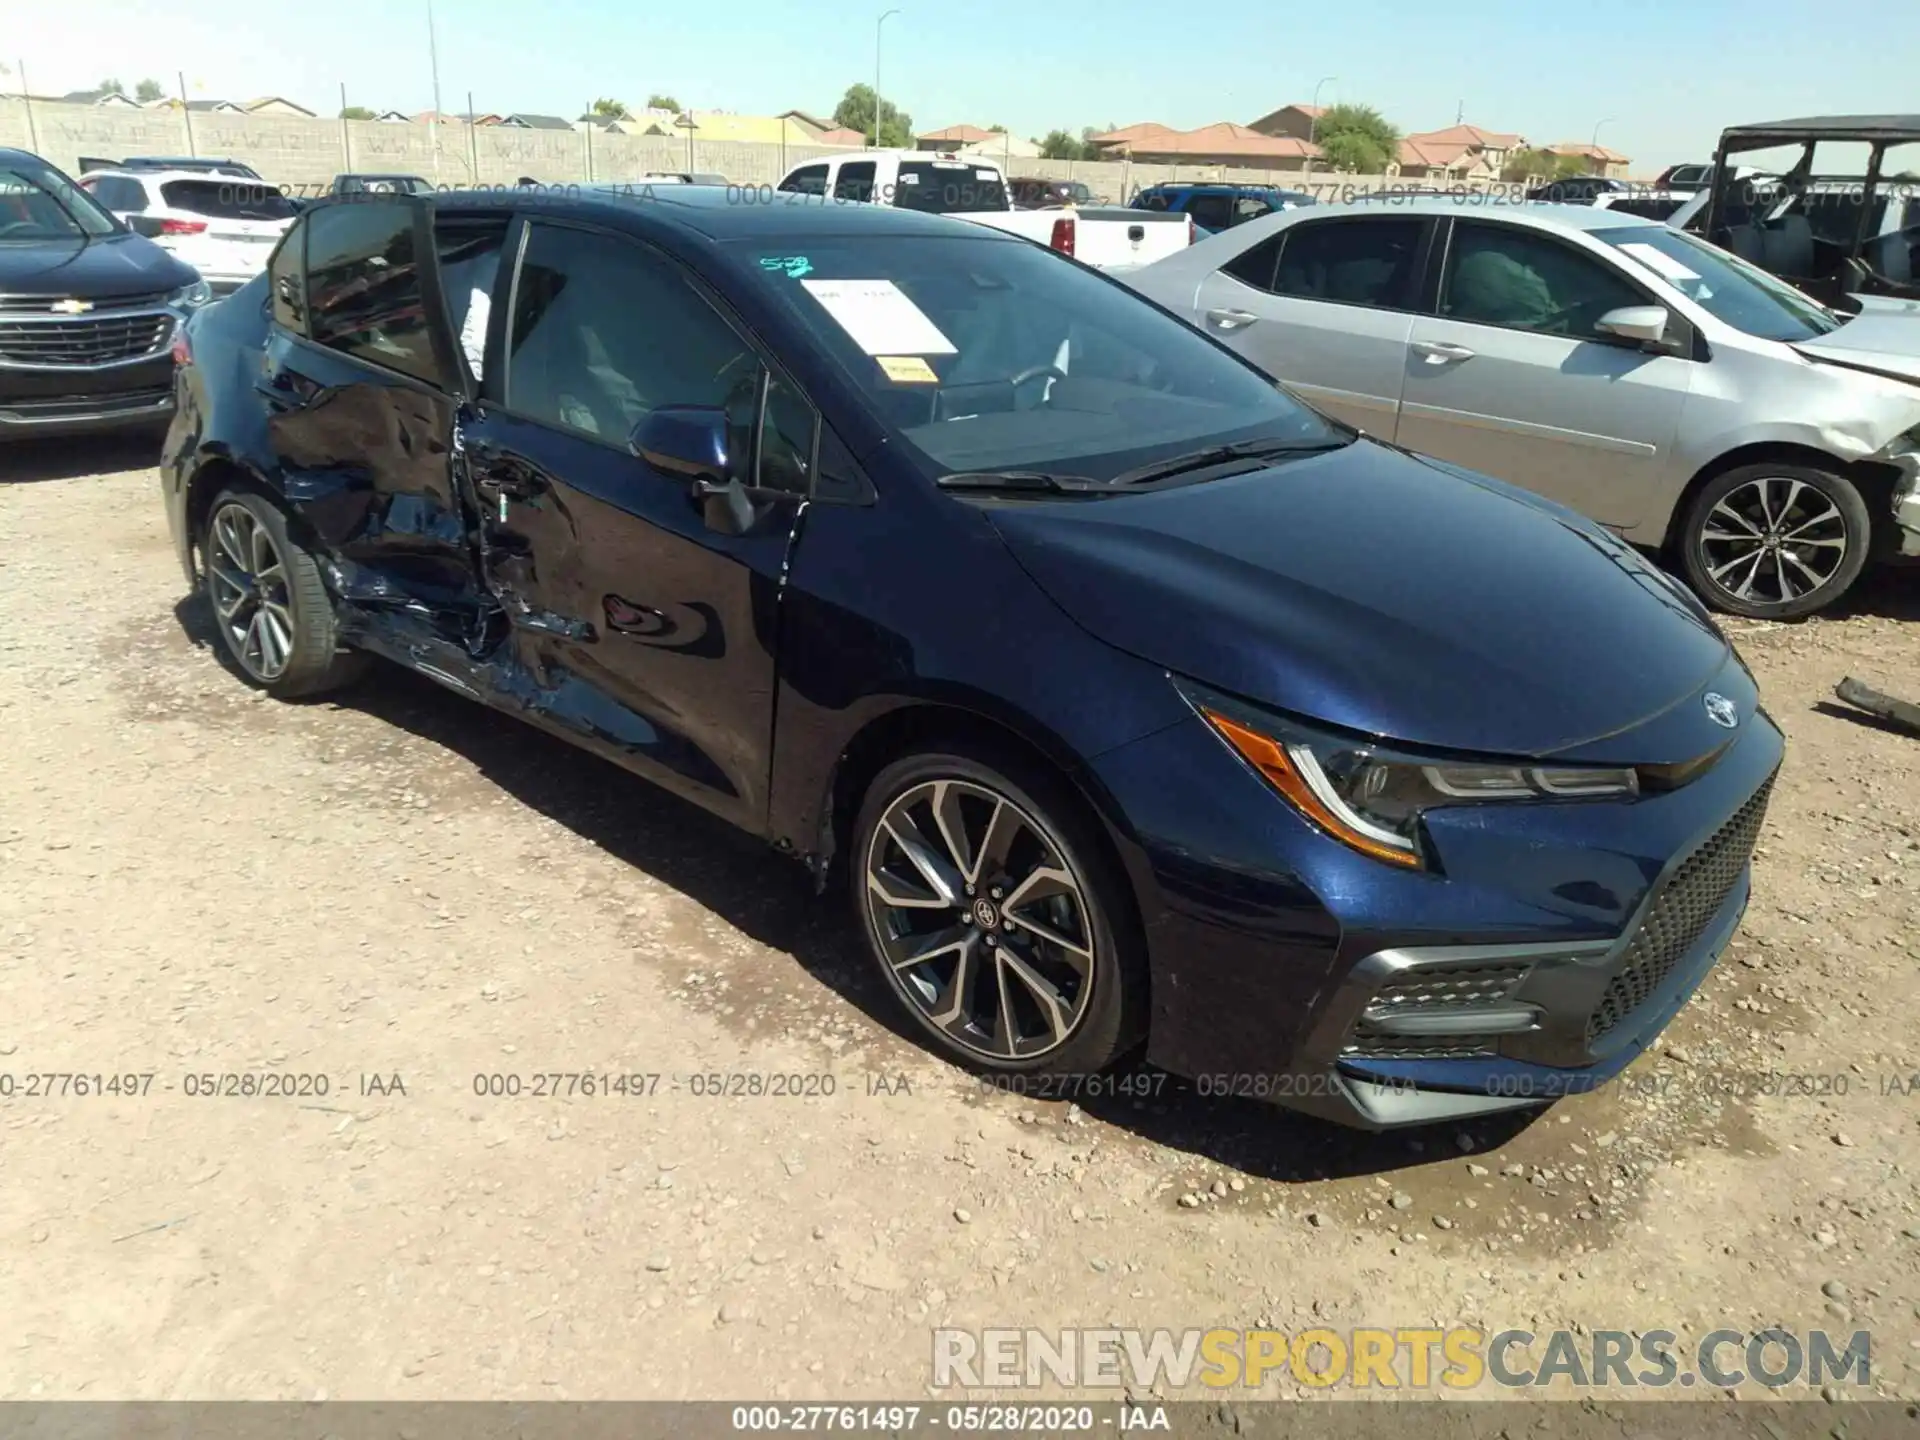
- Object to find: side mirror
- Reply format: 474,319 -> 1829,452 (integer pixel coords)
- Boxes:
628,405 -> 758,535
125,214 -> 164,238
1595,304 -> 1674,348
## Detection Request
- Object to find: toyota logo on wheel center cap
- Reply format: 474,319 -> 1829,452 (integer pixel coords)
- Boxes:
1704,692 -> 1739,729
972,898 -> 998,928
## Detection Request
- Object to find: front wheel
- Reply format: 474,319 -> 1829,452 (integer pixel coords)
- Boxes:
851,749 -> 1144,1076
1678,462 -> 1872,619
202,489 -> 366,698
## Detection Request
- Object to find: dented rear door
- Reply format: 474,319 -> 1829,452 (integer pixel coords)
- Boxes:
260,195 -> 479,624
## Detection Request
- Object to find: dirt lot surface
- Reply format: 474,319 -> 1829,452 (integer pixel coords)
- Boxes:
2,441 -> 1919,1404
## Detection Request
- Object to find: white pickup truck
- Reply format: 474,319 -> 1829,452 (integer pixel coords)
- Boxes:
772,150 -> 1193,272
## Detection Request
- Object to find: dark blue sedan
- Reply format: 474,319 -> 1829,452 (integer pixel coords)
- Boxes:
161,185 -> 1781,1128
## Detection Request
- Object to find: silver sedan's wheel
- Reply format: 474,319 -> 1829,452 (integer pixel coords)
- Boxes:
862,776 -> 1100,1063
207,501 -> 297,682
1681,462 -> 1871,620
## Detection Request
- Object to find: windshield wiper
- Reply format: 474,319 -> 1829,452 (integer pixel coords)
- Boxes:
936,470 -> 1113,497
1111,435 -> 1352,488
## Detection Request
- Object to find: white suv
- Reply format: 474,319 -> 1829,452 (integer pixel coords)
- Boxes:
79,167 -> 298,297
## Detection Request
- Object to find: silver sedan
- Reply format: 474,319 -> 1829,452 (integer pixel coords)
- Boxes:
1123,198 -> 1920,619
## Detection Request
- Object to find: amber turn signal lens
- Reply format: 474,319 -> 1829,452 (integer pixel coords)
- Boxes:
1200,708 -> 1423,869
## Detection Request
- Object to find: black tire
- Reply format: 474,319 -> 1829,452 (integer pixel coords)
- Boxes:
851,746 -> 1146,1077
1678,461 -> 1872,620
201,488 -> 366,698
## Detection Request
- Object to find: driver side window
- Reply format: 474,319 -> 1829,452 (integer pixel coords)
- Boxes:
505,223 -> 821,493
1441,221 -> 1647,339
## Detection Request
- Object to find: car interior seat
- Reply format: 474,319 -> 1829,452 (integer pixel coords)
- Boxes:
1863,230 -> 1915,284
1758,213 -> 1816,277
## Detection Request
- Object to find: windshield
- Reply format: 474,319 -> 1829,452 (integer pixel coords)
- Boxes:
740,235 -> 1344,483
893,163 -> 1009,215
0,161 -> 120,240
1595,225 -> 1840,341
161,178 -> 299,221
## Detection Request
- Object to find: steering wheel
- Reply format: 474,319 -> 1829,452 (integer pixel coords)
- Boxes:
0,221 -> 38,238
1008,363 -> 1067,408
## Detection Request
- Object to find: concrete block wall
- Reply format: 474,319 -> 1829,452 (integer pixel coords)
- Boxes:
3,99 -> 1513,199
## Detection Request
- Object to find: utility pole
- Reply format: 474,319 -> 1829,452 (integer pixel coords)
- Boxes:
15,60 -> 40,154
427,0 -> 444,182
340,82 -> 351,171
178,71 -> 196,157
873,8 -> 901,148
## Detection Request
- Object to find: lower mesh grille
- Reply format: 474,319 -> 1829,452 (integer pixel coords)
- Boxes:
1342,959 -> 1534,1061
1587,775 -> 1774,1043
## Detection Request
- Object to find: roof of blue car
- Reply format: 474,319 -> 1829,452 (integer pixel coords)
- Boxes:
431,183 -> 1014,243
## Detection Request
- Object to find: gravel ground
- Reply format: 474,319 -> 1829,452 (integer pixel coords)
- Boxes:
2,440 -> 1918,1403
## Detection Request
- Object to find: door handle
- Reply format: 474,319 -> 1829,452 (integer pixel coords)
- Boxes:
1205,308 -> 1259,331
1411,340 -> 1477,364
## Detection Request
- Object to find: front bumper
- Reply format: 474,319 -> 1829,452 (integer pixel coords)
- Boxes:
1087,673 -> 1785,1129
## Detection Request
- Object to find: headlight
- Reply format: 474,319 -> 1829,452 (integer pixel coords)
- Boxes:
167,279 -> 213,312
1197,704 -> 1637,870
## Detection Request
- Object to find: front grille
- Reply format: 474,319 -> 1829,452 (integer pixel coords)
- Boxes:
0,290 -> 172,314
0,388 -> 172,421
1587,775 -> 1774,1043
1341,958 -> 1533,1061
0,313 -> 173,367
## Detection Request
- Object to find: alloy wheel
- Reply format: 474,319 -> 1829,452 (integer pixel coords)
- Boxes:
1697,476 -> 1851,608
206,502 -> 297,682
862,778 -> 1097,1062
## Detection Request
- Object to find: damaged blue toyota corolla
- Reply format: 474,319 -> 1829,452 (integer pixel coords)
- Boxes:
161,187 -> 1783,1128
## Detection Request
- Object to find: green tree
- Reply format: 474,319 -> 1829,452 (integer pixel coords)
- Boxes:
96,77 -> 127,98
1502,146 -> 1586,182
986,122 -> 1006,133
832,83 -> 912,147
590,98 -> 630,119
646,93 -> 681,113
1038,129 -> 1086,160
1311,102 -> 1400,173
340,104 -> 376,120
134,77 -> 164,103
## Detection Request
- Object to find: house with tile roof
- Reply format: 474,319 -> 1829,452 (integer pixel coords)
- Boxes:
1088,121 -> 1320,170
1544,141 -> 1632,178
1247,103 -> 1326,143
1396,123 -> 1525,178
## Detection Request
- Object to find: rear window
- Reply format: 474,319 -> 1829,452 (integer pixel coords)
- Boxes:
893,163 -> 1008,215
160,179 -> 298,221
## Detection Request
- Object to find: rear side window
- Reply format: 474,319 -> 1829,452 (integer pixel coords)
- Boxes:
160,179 -> 298,221
893,163 -> 1008,214
269,218 -> 307,333
779,164 -> 828,196
1271,218 -> 1426,309
86,176 -> 150,212
1221,233 -> 1284,291
1185,193 -> 1234,231
834,161 -> 876,202
304,200 -> 443,385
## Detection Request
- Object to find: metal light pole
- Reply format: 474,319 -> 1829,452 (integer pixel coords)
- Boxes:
873,8 -> 901,149
426,0 -> 445,182
1304,75 -> 1335,176
1591,117 -> 1617,176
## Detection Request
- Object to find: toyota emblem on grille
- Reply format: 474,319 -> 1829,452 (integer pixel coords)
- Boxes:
1703,692 -> 1739,729
50,298 -> 93,315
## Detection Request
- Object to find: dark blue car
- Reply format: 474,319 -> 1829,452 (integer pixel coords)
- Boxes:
161,187 -> 1781,1128
1131,182 -> 1316,236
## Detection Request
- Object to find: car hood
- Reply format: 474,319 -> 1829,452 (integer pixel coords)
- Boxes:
0,231 -> 197,299
1793,307 -> 1920,385
988,441 -> 1734,760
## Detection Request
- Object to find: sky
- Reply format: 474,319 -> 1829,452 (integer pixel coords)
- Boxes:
6,0 -> 1917,172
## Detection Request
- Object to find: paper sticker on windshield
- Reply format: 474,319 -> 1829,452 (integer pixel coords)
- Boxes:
876,355 -> 939,385
899,172 -> 921,185
1618,241 -> 1701,283
975,170 -> 997,181
800,279 -> 957,356
759,255 -> 813,279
